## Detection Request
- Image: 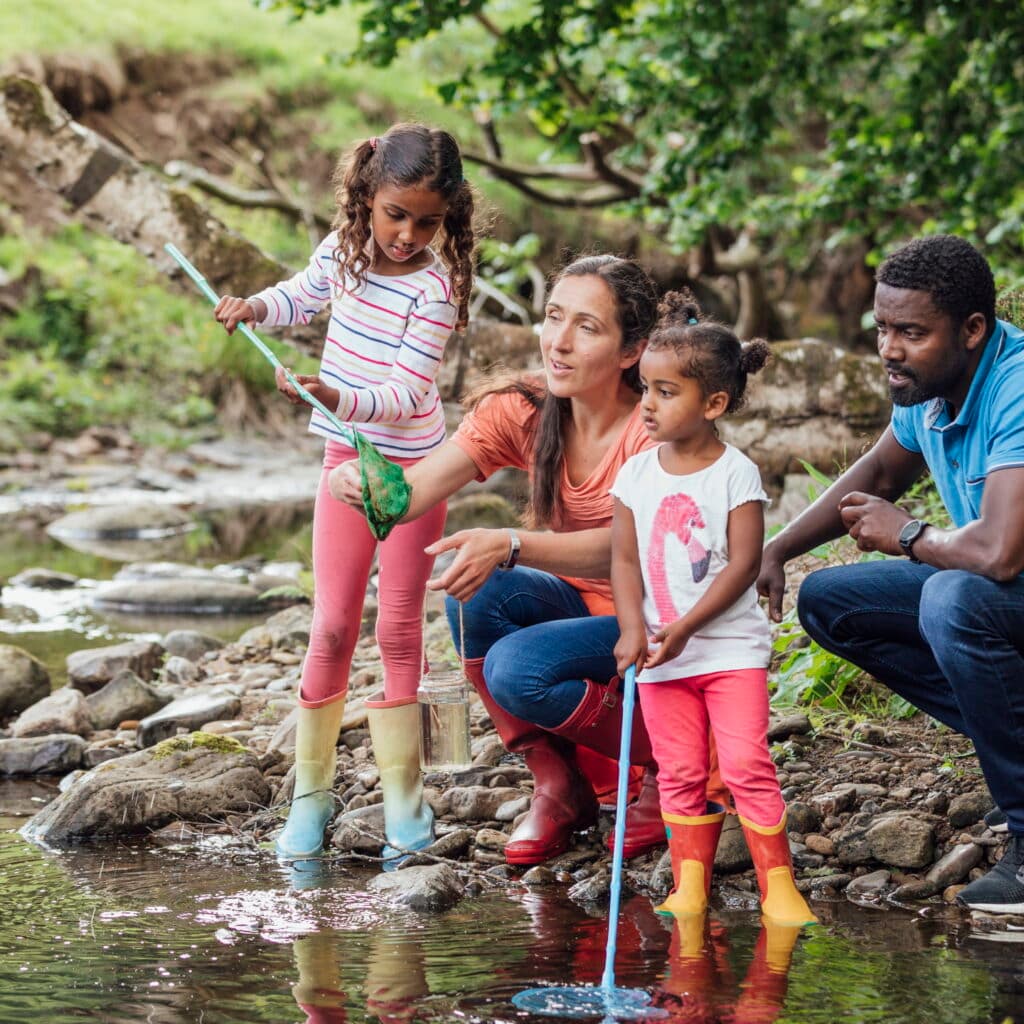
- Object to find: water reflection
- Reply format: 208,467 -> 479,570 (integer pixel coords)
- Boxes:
0,819 -> 1022,1023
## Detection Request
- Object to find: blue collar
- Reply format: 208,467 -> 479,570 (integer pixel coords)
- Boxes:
924,321 -> 1005,432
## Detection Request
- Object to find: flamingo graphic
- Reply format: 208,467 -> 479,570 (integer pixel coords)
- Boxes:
647,492 -> 710,622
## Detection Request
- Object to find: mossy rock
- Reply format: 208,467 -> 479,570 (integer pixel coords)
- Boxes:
151,732 -> 246,759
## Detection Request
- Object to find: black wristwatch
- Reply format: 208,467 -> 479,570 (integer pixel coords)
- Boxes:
898,519 -> 928,563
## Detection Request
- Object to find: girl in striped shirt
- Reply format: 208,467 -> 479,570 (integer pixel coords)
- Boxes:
215,124 -> 476,863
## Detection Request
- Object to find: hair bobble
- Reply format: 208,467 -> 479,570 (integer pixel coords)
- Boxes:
687,317 -> 698,325
369,137 -> 378,151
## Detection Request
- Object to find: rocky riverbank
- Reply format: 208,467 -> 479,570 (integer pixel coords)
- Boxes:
2,583 -> 1019,934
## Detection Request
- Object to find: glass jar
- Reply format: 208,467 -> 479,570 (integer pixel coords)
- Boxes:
417,668 -> 472,772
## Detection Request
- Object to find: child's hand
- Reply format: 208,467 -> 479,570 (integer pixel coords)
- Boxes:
274,365 -> 303,404
328,459 -> 363,507
214,296 -> 261,335
645,620 -> 691,669
291,373 -> 341,413
614,627 -> 648,677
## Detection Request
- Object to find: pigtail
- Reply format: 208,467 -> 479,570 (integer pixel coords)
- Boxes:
332,139 -> 378,294
438,180 -> 477,330
739,339 -> 771,376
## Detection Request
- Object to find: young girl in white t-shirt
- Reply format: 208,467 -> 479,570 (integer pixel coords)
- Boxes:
610,290 -> 816,927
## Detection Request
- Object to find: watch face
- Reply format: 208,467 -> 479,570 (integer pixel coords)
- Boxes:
899,519 -> 923,552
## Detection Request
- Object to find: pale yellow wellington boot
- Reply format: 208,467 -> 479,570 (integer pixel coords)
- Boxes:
276,691 -> 346,858
291,931 -> 347,1022
366,692 -> 435,869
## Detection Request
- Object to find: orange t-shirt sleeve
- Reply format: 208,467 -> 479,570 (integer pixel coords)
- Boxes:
450,391 -> 536,481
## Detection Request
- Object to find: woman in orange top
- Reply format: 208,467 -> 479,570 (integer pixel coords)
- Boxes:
330,255 -> 726,865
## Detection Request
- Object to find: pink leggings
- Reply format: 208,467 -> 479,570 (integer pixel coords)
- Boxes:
300,443 -> 447,703
639,669 -> 784,827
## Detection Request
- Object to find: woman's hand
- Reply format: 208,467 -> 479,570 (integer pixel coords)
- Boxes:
424,529 -> 511,603
214,296 -> 263,334
328,459 -> 363,508
645,619 -> 692,669
614,626 -> 648,677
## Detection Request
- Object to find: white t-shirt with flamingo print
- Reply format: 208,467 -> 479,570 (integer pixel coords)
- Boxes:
610,443 -> 771,683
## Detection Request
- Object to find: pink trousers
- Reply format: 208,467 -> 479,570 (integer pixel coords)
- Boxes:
639,669 -> 784,827
300,443 -> 447,703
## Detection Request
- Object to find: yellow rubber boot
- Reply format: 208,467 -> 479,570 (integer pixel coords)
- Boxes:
276,691 -> 346,858
291,931 -> 348,1023
655,808 -> 726,917
366,692 -> 435,869
740,812 -> 818,926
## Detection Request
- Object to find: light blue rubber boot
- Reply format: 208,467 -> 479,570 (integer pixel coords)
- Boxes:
366,692 -> 435,870
276,692 -> 346,859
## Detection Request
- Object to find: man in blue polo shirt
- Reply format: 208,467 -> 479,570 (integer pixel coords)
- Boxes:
758,235 -> 1024,912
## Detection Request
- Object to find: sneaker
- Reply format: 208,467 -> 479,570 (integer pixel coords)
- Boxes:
957,835 -> 1024,913
984,807 -> 1009,833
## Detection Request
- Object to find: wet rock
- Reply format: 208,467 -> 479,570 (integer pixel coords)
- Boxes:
832,819 -> 875,865
470,734 -> 508,767
866,812 -> 936,868
85,670 -> 169,730
947,790 -> 993,829
0,644 -> 51,718
238,605 -> 313,648
714,815 -> 752,873
368,863 -> 464,912
925,842 -> 984,888
845,869 -> 891,899
767,713 -> 812,741
83,742 -> 129,767
137,692 -> 243,747
67,640 -> 165,694
162,655 -> 200,686
9,568 -> 78,589
890,878 -> 937,901
163,630 -> 224,662
521,866 -> 557,887
569,870 -> 610,904
11,687 -> 93,738
47,505 -> 193,542
19,733 -> 268,844
330,804 -> 386,854
447,785 -> 523,822
495,794 -> 531,822
0,734 -> 86,775
93,578 -> 282,615
804,834 -> 835,856
422,827 -> 473,860
785,802 -> 821,835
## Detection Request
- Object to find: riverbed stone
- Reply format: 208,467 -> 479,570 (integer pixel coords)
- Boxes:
67,640 -> 165,693
163,630 -> 224,662
866,812 -> 936,868
18,732 -> 269,844
47,505 -> 193,541
845,869 -> 891,899
93,578 -> 277,615
162,655 -> 201,685
447,785 -> 524,822
11,686 -> 93,738
368,863 -> 464,913
85,670 -> 169,730
785,801 -> 822,835
832,819 -> 875,865
238,605 -> 313,649
714,815 -> 752,872
9,567 -> 78,589
947,790 -> 993,828
0,734 -> 86,775
810,783 -> 858,817
0,644 -> 51,718
767,713 -> 812,741
137,692 -> 243,747
925,842 -> 984,887
330,803 -> 386,854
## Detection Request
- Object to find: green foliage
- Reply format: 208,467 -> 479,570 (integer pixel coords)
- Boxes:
269,0 -> 1024,278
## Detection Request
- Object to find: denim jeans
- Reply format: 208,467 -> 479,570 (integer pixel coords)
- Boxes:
445,567 -> 620,729
798,561 -> 1024,834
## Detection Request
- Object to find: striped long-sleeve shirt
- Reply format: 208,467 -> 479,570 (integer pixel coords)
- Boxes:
250,232 -> 456,457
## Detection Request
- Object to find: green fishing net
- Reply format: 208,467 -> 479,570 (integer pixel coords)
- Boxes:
354,431 -> 412,540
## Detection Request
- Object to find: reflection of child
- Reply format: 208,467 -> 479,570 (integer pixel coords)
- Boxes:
215,124 -> 476,863
610,291 -> 815,925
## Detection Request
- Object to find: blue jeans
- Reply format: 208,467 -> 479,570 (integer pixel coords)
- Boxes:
445,567 -> 620,729
798,561 -> 1024,834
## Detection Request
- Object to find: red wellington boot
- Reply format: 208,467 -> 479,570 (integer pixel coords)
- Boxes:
547,677 -> 667,858
463,658 -> 597,865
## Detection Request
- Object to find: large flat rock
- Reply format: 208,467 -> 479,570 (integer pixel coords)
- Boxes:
19,732 -> 270,845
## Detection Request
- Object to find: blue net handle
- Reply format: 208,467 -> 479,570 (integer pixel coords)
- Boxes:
163,243 -> 358,447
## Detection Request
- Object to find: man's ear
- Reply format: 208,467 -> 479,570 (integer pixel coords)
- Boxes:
963,311 -> 989,351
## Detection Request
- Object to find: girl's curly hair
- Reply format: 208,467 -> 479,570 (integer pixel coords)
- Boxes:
649,289 -> 770,414
331,123 -> 476,328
